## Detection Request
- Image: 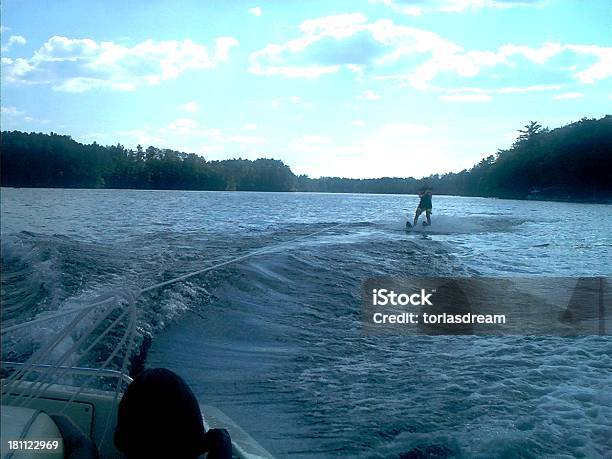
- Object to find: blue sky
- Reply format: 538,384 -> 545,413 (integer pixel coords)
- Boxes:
1,0 -> 610,178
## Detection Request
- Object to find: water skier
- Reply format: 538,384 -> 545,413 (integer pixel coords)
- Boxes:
407,188 -> 433,229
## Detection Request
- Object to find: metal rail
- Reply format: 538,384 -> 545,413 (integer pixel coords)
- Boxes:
1,361 -> 133,386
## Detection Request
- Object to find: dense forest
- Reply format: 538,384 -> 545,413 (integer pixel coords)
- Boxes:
1,115 -> 611,202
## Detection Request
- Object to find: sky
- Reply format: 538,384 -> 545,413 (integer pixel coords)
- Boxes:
1,0 -> 610,179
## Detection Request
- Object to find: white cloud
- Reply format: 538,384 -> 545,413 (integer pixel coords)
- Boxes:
249,14 -> 612,92
246,14 -> 493,85
440,93 -> 492,102
404,42 -> 612,89
249,13 -> 369,78
168,118 -> 200,132
2,35 -> 239,92
249,6 -> 262,16
252,62 -> 340,78
373,0 -> 549,16
53,78 -> 137,93
214,37 -> 239,62
249,14 -> 462,80
462,43 -> 611,86
1,106 -> 25,116
249,14 -> 474,84
1,34 -> 27,52
299,13 -> 369,36
243,123 -> 258,130
500,42 -> 563,64
180,101 -> 200,112
352,119 -> 366,127
406,43 -> 565,89
435,83 -> 579,98
484,84 -> 563,94
566,45 -> 612,83
358,90 -> 381,101
552,92 -> 583,100
405,46 -> 526,89
434,83 -> 562,98
9,35 -> 26,46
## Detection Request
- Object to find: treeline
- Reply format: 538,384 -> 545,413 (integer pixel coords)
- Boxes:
1,115 -> 611,202
0,133 -> 295,191
297,116 -> 612,202
451,116 -> 611,201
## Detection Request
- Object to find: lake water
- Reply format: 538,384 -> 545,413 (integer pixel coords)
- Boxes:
1,188 -> 611,457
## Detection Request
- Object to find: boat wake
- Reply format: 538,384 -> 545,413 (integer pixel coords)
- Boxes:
2,209 -> 610,458
401,214 -> 526,235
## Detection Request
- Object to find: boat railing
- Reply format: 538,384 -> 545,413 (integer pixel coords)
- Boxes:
1,361 -> 133,386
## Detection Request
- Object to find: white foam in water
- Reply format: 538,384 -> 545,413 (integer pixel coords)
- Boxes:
401,214 -> 489,234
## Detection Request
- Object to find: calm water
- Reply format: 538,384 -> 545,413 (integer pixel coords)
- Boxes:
2,188 -> 611,457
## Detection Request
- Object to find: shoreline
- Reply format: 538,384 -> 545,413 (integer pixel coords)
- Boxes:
2,186 -> 610,205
